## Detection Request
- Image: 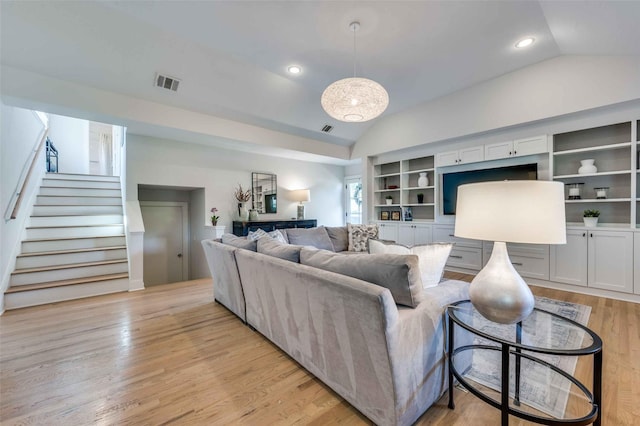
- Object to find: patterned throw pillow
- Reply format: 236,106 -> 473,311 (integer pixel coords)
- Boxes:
347,223 -> 379,252
248,228 -> 287,244
368,239 -> 453,288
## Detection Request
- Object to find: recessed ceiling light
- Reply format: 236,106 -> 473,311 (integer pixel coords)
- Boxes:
287,65 -> 302,74
515,37 -> 535,48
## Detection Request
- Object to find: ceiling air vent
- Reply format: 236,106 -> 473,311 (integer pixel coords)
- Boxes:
321,124 -> 333,133
155,73 -> 181,92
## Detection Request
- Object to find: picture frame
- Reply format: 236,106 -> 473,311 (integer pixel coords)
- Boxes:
403,207 -> 413,221
391,211 -> 401,221
380,210 -> 390,220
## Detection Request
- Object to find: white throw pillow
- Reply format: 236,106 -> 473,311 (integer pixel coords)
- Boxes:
368,239 -> 453,288
248,228 -> 288,244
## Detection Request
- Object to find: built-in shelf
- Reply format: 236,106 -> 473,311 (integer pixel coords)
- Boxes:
375,204 -> 400,207
554,170 -> 631,179
403,203 -> 435,207
374,189 -> 401,193
376,172 -> 401,178
402,168 -> 434,174
553,141 -> 632,156
403,185 -> 435,190
565,198 -> 632,203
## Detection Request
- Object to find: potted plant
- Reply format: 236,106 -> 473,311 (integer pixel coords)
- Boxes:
416,193 -> 424,204
234,184 -> 252,220
385,195 -> 393,205
583,209 -> 600,227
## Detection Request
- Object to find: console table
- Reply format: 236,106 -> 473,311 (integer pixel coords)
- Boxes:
232,219 -> 317,236
447,300 -> 602,426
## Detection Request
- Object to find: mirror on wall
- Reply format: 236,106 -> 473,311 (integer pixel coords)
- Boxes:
252,172 -> 277,214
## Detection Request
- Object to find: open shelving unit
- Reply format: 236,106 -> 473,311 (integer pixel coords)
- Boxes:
553,121 -> 635,225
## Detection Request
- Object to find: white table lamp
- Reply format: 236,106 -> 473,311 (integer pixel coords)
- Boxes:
291,189 -> 310,219
455,181 -> 566,324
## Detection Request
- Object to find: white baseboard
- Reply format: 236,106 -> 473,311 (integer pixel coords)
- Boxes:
129,279 -> 144,291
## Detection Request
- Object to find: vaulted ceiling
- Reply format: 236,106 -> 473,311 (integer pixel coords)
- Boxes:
2,1 -> 640,154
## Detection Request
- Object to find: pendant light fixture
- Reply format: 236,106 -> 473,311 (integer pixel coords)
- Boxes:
321,21 -> 389,122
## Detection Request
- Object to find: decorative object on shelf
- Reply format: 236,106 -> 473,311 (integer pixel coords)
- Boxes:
210,207 -> 220,226
418,172 -> 429,188
566,182 -> 584,200
391,211 -> 401,221
291,189 -> 310,219
387,185 -> 398,189
403,207 -> 413,221
234,184 -> 252,220
212,225 -> 226,239
594,187 -> 609,199
380,210 -> 390,220
383,177 -> 387,189
252,172 -> 277,214
583,209 -> 600,227
417,193 -> 424,204
578,159 -> 597,174
385,195 -> 393,205
320,21 -> 389,122
249,209 -> 259,221
455,181 -> 566,324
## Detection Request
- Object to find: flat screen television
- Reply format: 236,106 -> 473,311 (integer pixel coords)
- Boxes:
442,163 -> 538,215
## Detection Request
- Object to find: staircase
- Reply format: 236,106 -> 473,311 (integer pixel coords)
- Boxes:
5,173 -> 129,309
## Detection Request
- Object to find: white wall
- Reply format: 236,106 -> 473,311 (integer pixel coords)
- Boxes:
354,56 -> 640,158
48,114 -> 90,174
0,104 -> 46,311
126,134 -> 346,278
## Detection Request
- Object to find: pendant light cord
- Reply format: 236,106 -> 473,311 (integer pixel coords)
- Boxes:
352,22 -> 358,78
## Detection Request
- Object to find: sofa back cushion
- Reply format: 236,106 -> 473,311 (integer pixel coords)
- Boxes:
257,237 -> 304,263
221,233 -> 258,251
300,248 -> 424,308
347,223 -> 379,252
286,226 -> 334,251
368,239 -> 453,289
325,226 -> 349,252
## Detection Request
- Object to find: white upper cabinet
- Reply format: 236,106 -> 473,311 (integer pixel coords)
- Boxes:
436,146 -> 484,167
484,141 -> 514,161
484,135 -> 548,161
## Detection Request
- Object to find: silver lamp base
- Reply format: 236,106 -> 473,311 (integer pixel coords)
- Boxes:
469,241 -> 534,324
297,204 -> 305,220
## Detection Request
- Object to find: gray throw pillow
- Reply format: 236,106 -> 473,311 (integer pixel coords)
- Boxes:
369,239 -> 453,288
300,248 -> 424,308
221,233 -> 257,251
257,237 -> 303,263
325,226 -> 349,252
286,226 -> 334,251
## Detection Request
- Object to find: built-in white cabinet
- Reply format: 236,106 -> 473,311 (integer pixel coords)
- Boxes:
398,223 -> 432,246
484,135 -> 548,161
436,146 -> 484,167
634,232 -> 640,295
550,228 -> 634,293
433,225 -> 483,270
377,222 -> 398,242
483,241 -> 550,281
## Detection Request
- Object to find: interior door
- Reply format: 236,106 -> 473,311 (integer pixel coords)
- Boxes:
141,202 -> 188,286
344,176 -> 362,224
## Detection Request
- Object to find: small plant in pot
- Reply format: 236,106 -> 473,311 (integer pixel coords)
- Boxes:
416,193 -> 424,204
583,209 -> 600,227
385,195 -> 393,205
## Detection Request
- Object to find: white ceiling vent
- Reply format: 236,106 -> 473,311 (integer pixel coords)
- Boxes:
155,73 -> 181,92
321,124 -> 333,133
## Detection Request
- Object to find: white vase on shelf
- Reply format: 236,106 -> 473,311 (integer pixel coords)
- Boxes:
212,225 -> 226,239
417,172 -> 429,188
238,203 -> 249,220
578,159 -> 597,174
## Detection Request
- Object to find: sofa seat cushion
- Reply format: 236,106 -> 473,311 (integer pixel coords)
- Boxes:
221,233 -> 258,251
369,239 -> 453,289
257,237 -> 304,263
325,226 -> 349,252
286,226 -> 334,251
347,223 -> 379,252
300,248 -> 424,308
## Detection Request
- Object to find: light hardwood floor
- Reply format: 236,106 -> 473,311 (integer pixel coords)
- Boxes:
1,272 -> 638,425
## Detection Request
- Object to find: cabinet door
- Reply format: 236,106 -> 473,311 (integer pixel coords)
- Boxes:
635,233 -> 640,295
459,146 -> 484,164
513,135 -> 548,157
397,224 -> 415,246
587,230 -> 634,293
436,151 -> 459,167
484,141 -> 513,161
447,246 -> 483,270
414,224 -> 432,245
377,222 -> 398,242
550,229 -> 588,287
433,225 -> 483,248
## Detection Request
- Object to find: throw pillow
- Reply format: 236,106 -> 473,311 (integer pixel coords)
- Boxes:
221,233 -> 258,251
325,226 -> 349,252
286,226 -> 334,251
247,228 -> 288,244
300,248 -> 424,308
347,223 -> 379,252
368,239 -> 453,288
257,237 -> 304,263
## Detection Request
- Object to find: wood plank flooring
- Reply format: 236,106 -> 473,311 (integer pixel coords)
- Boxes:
1,272 -> 638,425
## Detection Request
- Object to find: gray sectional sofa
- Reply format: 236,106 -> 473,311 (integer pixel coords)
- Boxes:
201,225 -> 470,425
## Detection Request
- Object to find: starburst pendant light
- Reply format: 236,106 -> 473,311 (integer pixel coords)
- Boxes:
321,21 -> 389,122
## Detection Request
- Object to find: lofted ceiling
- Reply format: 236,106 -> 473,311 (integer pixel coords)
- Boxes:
2,1 -> 640,152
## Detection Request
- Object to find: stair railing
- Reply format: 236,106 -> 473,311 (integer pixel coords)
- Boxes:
5,128 -> 49,220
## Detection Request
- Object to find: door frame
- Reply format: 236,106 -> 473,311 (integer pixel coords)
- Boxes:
344,175 -> 362,225
139,201 -> 190,283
